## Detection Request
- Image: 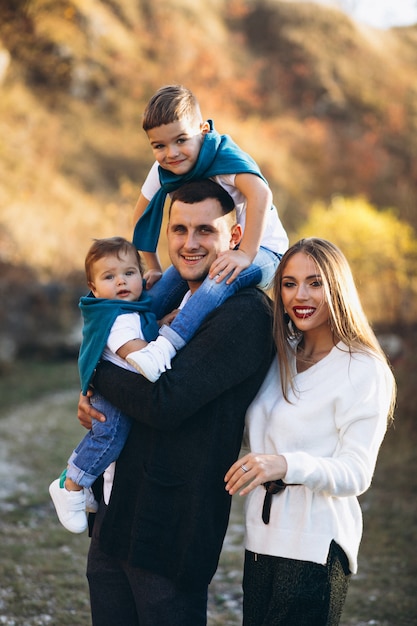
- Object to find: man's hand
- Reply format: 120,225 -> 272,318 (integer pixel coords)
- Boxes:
159,309 -> 180,327
209,249 -> 251,284
77,390 -> 106,429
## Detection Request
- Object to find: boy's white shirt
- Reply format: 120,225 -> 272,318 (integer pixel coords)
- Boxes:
142,161 -> 289,255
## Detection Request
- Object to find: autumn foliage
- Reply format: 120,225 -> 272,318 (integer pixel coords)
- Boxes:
0,0 -> 417,324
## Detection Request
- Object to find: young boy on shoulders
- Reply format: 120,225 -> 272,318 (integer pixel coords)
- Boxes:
128,84 -> 288,382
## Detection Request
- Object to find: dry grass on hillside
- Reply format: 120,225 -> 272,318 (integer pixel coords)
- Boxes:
1,0 -> 417,278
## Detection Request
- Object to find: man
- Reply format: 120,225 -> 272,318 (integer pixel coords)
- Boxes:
78,179 -> 275,626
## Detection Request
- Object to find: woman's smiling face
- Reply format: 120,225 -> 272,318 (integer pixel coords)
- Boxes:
280,251 -> 330,334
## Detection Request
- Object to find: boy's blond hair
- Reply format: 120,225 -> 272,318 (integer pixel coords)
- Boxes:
142,85 -> 203,131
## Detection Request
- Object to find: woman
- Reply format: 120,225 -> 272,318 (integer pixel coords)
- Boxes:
225,238 -> 396,626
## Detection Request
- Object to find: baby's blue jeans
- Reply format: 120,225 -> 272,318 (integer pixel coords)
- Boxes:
66,393 -> 131,488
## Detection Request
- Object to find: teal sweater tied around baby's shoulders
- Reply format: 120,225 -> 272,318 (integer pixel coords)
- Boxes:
78,289 -> 159,394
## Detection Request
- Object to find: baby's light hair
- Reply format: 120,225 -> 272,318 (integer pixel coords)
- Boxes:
85,237 -> 143,285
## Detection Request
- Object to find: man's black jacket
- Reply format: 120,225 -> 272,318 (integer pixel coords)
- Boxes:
92,287 -> 275,591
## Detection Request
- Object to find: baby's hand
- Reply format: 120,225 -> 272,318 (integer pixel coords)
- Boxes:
144,269 -> 163,289
209,249 -> 251,284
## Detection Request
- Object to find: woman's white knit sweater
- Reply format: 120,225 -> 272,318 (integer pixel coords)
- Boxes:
244,342 -> 394,574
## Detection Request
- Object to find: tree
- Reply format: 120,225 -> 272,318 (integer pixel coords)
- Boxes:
297,196 -> 417,323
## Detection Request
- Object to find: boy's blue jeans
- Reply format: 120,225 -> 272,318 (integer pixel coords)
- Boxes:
149,247 -> 280,350
66,393 -> 131,488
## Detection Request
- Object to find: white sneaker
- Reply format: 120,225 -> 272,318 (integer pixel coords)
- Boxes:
49,478 -> 87,533
84,487 -> 99,513
126,336 -> 176,382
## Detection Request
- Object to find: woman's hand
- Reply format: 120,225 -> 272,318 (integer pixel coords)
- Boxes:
77,389 -> 106,429
224,452 -> 288,496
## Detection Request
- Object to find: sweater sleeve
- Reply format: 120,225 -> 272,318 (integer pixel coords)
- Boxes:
284,354 -> 394,496
93,289 -> 274,431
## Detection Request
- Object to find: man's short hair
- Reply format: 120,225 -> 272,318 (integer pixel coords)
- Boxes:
142,85 -> 202,131
169,180 -> 236,218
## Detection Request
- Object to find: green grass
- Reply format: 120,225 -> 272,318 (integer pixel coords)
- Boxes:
341,422 -> 417,625
0,382 -> 91,626
0,358 -> 79,416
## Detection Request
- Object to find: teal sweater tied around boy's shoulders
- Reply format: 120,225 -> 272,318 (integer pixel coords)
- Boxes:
78,288 -> 159,394
133,120 -> 267,253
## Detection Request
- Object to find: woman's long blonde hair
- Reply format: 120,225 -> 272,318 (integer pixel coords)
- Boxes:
273,238 -> 396,420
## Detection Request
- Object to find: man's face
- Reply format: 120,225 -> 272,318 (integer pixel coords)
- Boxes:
167,198 -> 241,292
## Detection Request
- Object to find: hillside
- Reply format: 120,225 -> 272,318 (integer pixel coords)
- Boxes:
1,0 -> 417,277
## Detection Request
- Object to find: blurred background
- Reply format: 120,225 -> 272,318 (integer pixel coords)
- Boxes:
0,1 -> 416,624
1,0 -> 417,360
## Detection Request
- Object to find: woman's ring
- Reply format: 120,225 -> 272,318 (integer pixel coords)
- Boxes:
241,464 -> 249,473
